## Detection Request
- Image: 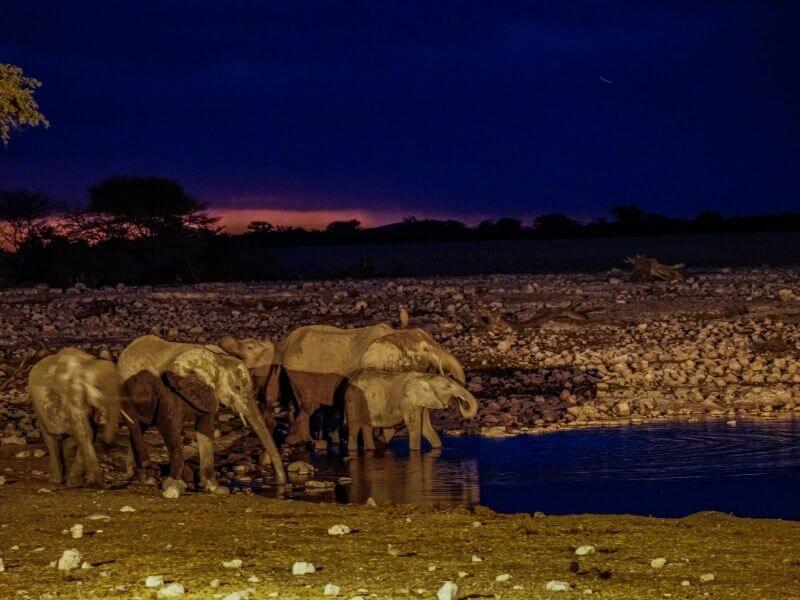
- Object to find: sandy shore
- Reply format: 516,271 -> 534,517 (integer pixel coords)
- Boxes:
1,480 -> 799,600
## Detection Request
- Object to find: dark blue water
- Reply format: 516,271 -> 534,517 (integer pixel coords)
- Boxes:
297,418 -> 800,519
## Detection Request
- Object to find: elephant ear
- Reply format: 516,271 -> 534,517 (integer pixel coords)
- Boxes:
124,370 -> 160,424
361,329 -> 437,372
164,371 -> 220,414
402,374 -> 453,410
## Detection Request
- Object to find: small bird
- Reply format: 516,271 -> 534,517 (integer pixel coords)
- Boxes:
597,75 -> 613,84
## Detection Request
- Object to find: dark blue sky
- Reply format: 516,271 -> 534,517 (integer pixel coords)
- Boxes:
1,1 -> 798,225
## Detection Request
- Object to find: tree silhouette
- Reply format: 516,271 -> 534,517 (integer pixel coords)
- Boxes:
0,189 -> 52,250
88,176 -> 217,238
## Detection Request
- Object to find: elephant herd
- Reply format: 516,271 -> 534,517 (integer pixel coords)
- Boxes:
25,324 -> 479,490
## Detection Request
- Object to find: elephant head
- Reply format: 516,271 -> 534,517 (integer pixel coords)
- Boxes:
83,356 -> 125,446
167,347 -> 287,484
218,335 -> 283,409
359,328 -> 466,384
403,373 -> 478,419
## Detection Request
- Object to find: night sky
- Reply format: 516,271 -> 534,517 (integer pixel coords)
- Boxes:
2,1 -> 798,229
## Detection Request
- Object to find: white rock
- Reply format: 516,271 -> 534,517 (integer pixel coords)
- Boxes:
699,573 -> 715,583
650,557 -> 667,568
546,581 -> 572,591
57,549 -> 82,571
14,451 -> 30,458
119,505 -> 136,513
365,497 -> 377,507
287,461 -> 315,475
575,545 -> 595,556
292,561 -> 316,575
223,590 -> 253,600
437,581 -> 459,600
457,571 -> 468,578
495,573 -> 511,582
70,524 -> 83,539
0,476 -> 5,485
0,557 -> 4,572
247,575 -> 260,583
324,583 -> 341,596
145,575 -> 165,588
327,524 -> 351,536
33,449 -> 46,458
222,559 -> 243,569
163,485 -> 181,499
157,582 -> 185,598
209,579 -> 220,588
471,555 -> 482,563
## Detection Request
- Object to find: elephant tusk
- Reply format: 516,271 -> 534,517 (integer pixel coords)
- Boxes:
121,408 -> 135,424
239,412 -> 248,427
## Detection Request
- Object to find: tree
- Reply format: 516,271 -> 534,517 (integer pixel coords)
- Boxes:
87,176 -> 218,238
0,64 -> 49,145
611,205 -> 646,226
533,213 -> 580,236
247,221 -> 275,234
325,219 -> 362,235
0,189 -> 52,250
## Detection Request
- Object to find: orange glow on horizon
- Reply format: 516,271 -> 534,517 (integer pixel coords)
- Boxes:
214,208 -> 405,232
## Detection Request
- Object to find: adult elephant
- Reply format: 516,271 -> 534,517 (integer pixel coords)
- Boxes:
280,324 -> 466,445
28,348 -> 123,487
117,335 -> 286,485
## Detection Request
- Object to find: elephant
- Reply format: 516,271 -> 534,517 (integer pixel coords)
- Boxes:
342,370 -> 478,451
27,348 -> 124,487
123,370 -> 219,485
217,335 -> 282,428
280,324 -> 466,445
117,335 -> 286,486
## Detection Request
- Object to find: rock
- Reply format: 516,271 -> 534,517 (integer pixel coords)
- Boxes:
119,505 -> 136,513
650,558 -> 667,568
145,575 -> 165,588
70,524 -> 83,539
614,401 -> 631,417
14,451 -> 30,458
292,561 -> 316,575
495,573 -> 511,582
0,558 -> 4,572
699,573 -> 715,583
57,549 -> 82,572
163,485 -> 181,499
32,449 -> 46,458
437,581 -> 459,600
575,545 -> 595,556
287,461 -> 315,475
471,555 -> 482,563
1,435 -> 26,446
247,575 -> 260,583
366,497 -> 377,507
222,559 -> 243,569
546,581 -> 572,591
0,476 -> 5,485
328,524 -> 351,535
324,583 -> 342,596
157,583 -> 185,598
778,288 -> 795,302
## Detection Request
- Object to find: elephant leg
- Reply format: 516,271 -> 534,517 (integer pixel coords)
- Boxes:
70,410 -> 102,486
42,431 -> 64,484
422,409 -> 442,448
285,371 -> 341,445
157,413 -> 187,483
362,425 -> 376,451
66,445 -> 86,487
128,421 -> 152,481
286,407 -> 314,446
405,407 -> 424,451
195,413 -> 218,490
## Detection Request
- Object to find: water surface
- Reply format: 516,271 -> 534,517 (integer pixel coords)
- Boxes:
287,418 -> 800,519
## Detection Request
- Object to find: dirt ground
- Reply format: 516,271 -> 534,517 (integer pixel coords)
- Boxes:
1,479 -> 799,600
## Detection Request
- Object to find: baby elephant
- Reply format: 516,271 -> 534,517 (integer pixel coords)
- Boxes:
123,370 -> 219,487
28,348 -> 123,487
343,371 -> 478,451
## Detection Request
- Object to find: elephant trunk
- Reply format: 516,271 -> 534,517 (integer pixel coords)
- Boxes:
101,398 -> 121,446
243,399 -> 287,484
439,351 -> 466,384
454,388 -> 478,419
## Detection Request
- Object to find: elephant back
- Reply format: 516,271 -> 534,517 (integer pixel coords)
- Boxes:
118,335 -> 195,380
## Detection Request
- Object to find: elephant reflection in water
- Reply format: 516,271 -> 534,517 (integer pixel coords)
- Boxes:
345,449 -> 480,507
